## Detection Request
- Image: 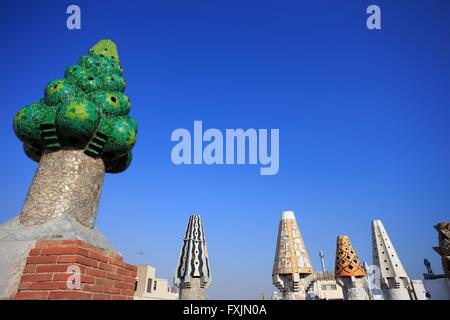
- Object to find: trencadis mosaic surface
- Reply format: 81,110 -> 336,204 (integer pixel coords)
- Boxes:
13,40 -> 137,173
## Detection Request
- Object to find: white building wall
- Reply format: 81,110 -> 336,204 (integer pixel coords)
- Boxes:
411,280 -> 429,300
134,265 -> 178,300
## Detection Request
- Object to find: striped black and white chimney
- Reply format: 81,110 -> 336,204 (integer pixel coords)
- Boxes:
174,214 -> 212,300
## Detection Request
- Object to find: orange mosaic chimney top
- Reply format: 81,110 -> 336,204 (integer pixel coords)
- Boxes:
335,235 -> 366,277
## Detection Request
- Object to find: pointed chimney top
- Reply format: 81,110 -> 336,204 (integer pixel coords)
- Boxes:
371,219 -> 409,279
175,214 -> 212,288
335,235 -> 366,277
273,210 -> 313,275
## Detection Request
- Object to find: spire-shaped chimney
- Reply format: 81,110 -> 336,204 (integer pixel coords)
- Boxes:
174,214 -> 212,300
272,211 -> 313,300
334,235 -> 369,300
372,220 -> 413,300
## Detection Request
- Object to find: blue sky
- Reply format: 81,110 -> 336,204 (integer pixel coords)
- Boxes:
0,1 -> 449,299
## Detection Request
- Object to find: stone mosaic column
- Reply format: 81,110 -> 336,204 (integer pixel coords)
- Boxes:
19,149 -> 105,228
12,39 -> 138,229
272,211 -> 314,300
334,235 -> 369,300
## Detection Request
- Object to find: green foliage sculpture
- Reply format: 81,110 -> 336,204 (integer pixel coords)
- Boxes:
13,40 -> 137,173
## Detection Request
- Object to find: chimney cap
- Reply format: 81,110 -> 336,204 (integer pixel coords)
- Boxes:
280,211 -> 296,220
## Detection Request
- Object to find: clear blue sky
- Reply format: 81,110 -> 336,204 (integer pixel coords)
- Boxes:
0,1 -> 449,299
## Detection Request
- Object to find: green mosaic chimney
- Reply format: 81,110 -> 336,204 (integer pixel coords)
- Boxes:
13,40 -> 137,173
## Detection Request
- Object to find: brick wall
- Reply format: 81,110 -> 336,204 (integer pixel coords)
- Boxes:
15,240 -> 137,300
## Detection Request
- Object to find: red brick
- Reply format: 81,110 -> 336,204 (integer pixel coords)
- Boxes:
23,265 -> 36,274
86,245 -> 112,256
91,293 -> 112,300
120,289 -> 135,296
105,272 -> 123,281
48,291 -> 92,300
78,247 -> 95,260
78,248 -> 91,257
109,259 -> 136,272
30,281 -> 68,290
114,282 -> 134,290
121,275 -> 137,283
36,264 -> 84,273
62,240 -> 83,246
79,256 -> 99,268
95,278 -> 115,287
29,248 -> 42,256
53,273 -> 71,281
40,246 -> 79,255
82,284 -> 104,293
110,254 -> 123,261
117,268 -> 132,276
88,251 -> 109,263
78,247 -> 90,258
110,253 -> 123,260
75,241 -> 99,252
103,287 -> 121,294
15,291 -> 49,300
18,282 -> 32,290
111,295 -> 128,300
56,255 -> 77,263
98,262 -> 118,273
123,264 -> 137,272
85,267 -> 106,278
81,275 -> 95,284
26,256 -> 58,264
57,255 -> 99,268
97,249 -> 121,261
108,258 -> 125,268
21,273 -> 53,282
